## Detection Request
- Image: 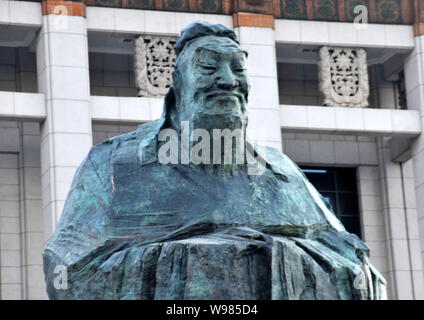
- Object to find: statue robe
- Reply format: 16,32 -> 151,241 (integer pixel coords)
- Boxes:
43,92 -> 386,300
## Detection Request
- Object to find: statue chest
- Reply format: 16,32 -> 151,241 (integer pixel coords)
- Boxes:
107,163 -> 328,238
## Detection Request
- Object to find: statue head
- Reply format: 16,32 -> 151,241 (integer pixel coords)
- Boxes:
167,21 -> 250,132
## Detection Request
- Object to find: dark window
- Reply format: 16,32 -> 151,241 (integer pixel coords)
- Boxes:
301,167 -> 362,238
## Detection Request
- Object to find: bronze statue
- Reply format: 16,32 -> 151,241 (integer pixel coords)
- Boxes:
43,21 -> 386,300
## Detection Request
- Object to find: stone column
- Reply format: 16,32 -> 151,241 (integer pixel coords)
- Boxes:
376,138 -> 424,299
357,165 -> 389,285
404,1 -> 424,298
18,122 -> 46,299
233,12 -> 282,151
0,136 -> 22,299
400,159 -> 424,298
36,1 -> 92,241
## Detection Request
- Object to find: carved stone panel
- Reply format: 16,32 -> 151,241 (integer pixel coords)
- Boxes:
134,35 -> 177,97
318,46 -> 369,108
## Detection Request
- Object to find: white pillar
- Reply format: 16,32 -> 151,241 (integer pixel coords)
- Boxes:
18,122 -> 46,300
400,159 -> 424,299
376,137 -> 424,299
0,149 -> 22,299
36,12 -> 92,241
235,26 -> 282,151
404,34 -> 424,297
357,165 -> 389,286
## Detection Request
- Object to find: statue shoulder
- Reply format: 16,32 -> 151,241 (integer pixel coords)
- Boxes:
256,144 -> 303,177
88,121 -> 161,167
72,120 -> 164,190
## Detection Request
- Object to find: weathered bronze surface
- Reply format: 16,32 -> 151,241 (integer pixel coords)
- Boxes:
43,21 -> 386,300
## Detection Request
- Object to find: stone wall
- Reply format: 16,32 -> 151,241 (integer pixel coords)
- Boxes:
0,47 -> 37,93
89,52 -> 138,97
0,120 -> 46,300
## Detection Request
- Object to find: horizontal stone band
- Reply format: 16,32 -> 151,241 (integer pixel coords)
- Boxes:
232,12 -> 274,29
42,0 -> 86,17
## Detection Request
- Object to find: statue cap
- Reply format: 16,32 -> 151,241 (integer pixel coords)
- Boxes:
173,21 -> 239,56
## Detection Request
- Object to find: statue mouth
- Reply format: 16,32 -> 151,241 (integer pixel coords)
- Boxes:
205,90 -> 243,100
198,89 -> 247,117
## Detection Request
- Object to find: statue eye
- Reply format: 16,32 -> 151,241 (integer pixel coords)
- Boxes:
198,64 -> 217,73
234,67 -> 246,73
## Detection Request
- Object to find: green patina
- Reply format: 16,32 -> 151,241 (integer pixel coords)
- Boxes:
165,0 -> 188,10
280,0 -> 307,19
314,0 -> 338,21
377,0 -> 401,23
43,21 -> 386,300
199,0 -> 218,11
129,0 -> 156,8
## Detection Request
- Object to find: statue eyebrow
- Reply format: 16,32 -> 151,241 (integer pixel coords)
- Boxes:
194,46 -> 248,59
194,47 -> 220,64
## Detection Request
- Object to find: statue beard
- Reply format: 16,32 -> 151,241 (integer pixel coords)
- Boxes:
173,92 -> 249,169
189,106 -> 248,170
190,112 -> 248,133
190,92 -> 248,132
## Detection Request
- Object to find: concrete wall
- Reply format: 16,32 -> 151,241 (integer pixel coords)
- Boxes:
0,120 -> 46,299
278,63 -> 321,106
89,52 -> 138,97
0,120 -> 140,300
277,63 -> 399,109
283,133 -> 378,166
0,47 -> 37,93
92,123 -> 138,145
0,149 -> 21,299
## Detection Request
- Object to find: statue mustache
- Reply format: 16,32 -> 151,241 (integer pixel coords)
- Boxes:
197,79 -> 249,104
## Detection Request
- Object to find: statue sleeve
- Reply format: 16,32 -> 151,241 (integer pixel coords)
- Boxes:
43,142 -> 137,299
314,230 -> 388,299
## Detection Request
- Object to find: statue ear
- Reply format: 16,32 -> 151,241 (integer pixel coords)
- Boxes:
172,68 -> 182,89
171,68 -> 183,113
161,86 -> 178,130
162,86 -> 176,118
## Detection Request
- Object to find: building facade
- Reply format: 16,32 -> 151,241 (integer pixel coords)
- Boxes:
0,0 -> 423,299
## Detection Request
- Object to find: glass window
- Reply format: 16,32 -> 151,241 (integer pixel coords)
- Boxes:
302,168 -> 335,191
337,193 -> 359,216
301,166 -> 362,239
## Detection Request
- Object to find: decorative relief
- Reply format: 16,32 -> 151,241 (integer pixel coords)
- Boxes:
126,0 -> 157,10
318,46 -> 369,108
376,0 -> 402,24
197,0 -> 223,13
279,0 -> 307,19
276,0 -> 410,24
134,35 -> 177,97
312,0 -> 338,21
233,0 -> 273,15
82,0 -> 412,25
163,0 -> 189,11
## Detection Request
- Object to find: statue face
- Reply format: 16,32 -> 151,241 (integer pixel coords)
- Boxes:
174,36 -> 249,130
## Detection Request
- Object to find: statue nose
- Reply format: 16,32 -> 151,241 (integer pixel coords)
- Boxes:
216,65 -> 238,89
216,75 -> 238,89
217,77 -> 237,89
